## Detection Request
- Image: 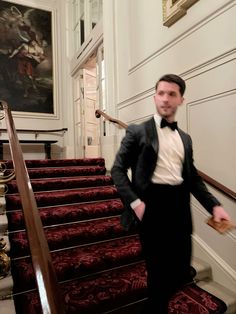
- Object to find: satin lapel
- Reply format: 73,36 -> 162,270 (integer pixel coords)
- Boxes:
178,128 -> 190,164
145,117 -> 158,153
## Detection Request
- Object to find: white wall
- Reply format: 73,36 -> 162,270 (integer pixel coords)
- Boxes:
103,0 -> 236,290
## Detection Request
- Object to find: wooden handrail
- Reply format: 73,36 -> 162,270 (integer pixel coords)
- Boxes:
96,109 -> 236,202
0,101 -> 65,314
198,170 -> 236,201
95,109 -> 128,129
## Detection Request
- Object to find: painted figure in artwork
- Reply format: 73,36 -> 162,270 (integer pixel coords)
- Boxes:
9,39 -> 46,97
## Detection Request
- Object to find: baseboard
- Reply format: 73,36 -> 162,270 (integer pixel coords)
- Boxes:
193,234 -> 236,292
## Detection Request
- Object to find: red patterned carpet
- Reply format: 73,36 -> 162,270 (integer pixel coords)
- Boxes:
5,158 -> 227,314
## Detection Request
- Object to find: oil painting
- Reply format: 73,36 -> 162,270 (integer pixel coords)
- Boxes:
0,1 -> 54,114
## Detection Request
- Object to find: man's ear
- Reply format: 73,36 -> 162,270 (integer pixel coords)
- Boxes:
179,96 -> 185,106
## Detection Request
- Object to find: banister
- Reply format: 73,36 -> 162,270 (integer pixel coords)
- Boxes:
95,109 -> 236,202
0,100 -> 65,314
95,109 -> 128,129
198,170 -> 236,201
0,128 -> 68,133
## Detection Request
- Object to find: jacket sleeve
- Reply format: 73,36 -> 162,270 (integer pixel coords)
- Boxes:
111,125 -> 140,208
187,135 -> 221,214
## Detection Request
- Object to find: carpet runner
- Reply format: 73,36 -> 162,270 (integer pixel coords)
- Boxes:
4,158 -> 227,313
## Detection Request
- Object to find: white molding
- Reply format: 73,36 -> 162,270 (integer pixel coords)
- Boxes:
70,20 -> 103,76
128,0 -> 236,74
193,200 -> 236,241
187,89 -> 236,107
181,48 -> 236,79
116,48 -> 236,111
193,234 -> 236,292
118,87 -> 154,110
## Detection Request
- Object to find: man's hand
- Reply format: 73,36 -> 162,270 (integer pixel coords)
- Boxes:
213,206 -> 230,222
207,206 -> 235,234
133,201 -> 146,221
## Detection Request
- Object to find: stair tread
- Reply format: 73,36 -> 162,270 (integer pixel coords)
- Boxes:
9,216 -> 134,257
197,280 -> 236,314
6,185 -> 118,208
0,299 -> 16,314
5,158 -> 105,169
192,256 -> 212,281
0,195 -> 6,214
7,175 -> 113,193
11,235 -> 142,292
5,165 -> 106,180
0,213 -> 8,233
13,261 -> 228,314
14,261 -> 147,314
0,275 -> 13,297
7,199 -> 124,231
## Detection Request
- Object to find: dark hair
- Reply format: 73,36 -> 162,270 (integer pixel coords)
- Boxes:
155,74 -> 186,96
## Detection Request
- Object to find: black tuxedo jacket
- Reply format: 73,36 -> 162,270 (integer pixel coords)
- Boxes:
111,117 -> 220,230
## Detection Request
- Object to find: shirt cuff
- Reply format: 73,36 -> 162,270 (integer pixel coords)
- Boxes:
130,198 -> 142,209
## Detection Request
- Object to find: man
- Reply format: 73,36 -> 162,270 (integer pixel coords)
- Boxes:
111,74 -> 230,313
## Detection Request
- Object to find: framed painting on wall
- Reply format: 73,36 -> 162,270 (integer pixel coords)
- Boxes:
162,0 -> 199,27
0,1 -> 56,116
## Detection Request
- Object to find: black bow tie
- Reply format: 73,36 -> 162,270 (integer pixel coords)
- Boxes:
160,118 -> 178,131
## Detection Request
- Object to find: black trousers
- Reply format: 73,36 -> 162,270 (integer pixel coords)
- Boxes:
139,183 -> 192,314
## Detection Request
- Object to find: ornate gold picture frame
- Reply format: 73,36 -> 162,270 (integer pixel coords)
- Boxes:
162,0 -> 199,27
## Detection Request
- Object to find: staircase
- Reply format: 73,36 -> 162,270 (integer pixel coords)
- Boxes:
0,158 -> 235,313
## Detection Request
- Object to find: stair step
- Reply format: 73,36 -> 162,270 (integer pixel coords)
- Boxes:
0,196 -> 6,215
0,213 -> 8,233
5,165 -> 106,179
13,261 -> 148,314
9,216 -> 134,258
6,186 -> 118,209
197,280 -> 236,314
7,175 -> 113,194
7,199 -> 124,231
5,158 -> 105,169
13,261 -> 228,314
0,299 -> 16,314
192,256 -> 212,281
0,275 -> 13,297
11,235 -> 142,293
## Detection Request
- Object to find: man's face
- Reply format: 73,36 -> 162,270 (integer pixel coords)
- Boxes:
153,81 -> 184,120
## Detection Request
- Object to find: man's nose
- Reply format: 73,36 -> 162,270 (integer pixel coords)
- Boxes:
162,94 -> 169,102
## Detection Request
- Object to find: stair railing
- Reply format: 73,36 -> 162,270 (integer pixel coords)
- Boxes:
0,127 -> 68,139
95,109 -> 236,202
0,100 -> 65,314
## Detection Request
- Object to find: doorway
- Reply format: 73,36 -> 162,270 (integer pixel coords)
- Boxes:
73,45 -> 104,158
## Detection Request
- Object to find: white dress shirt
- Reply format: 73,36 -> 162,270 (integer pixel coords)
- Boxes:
131,114 -> 184,209
151,113 -> 184,185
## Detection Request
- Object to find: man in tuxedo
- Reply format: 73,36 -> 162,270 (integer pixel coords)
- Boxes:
111,74 -> 230,313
